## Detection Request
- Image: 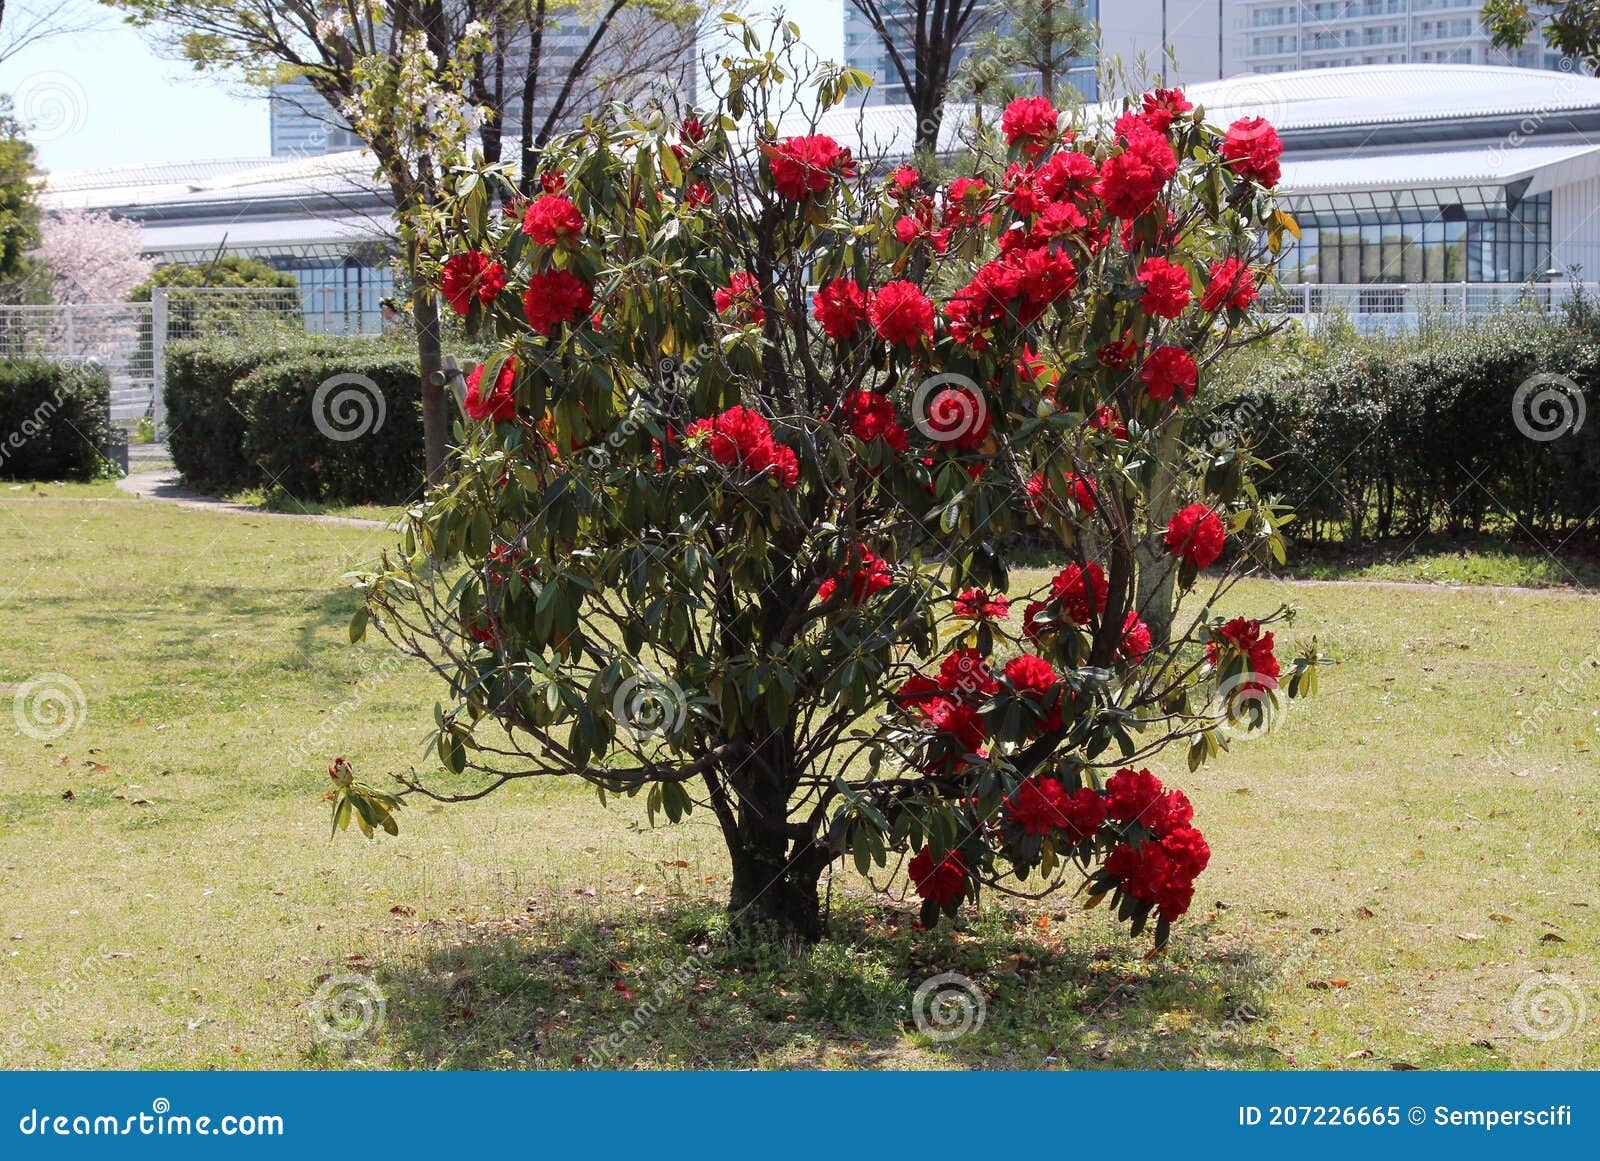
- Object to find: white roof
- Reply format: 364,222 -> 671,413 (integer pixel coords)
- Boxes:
39,149 -> 383,213
137,213 -> 392,253
1280,141 -> 1600,194
1180,64 -> 1600,133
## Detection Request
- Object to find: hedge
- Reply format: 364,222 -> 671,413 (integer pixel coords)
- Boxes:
1206,307 -> 1600,545
0,359 -> 113,481
164,337 -> 426,504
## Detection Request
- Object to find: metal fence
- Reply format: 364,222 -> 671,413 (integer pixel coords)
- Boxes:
1264,281 -> 1600,332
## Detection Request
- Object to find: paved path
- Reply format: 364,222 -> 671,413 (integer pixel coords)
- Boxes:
116,470 -> 391,529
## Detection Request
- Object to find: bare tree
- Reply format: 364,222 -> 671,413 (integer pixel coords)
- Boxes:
0,0 -> 104,65
846,0 -> 994,156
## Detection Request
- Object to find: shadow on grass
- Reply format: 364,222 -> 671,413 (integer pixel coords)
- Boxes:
336,898 -> 1292,1071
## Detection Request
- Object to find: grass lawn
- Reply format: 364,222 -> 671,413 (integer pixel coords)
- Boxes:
0,494 -> 1596,1070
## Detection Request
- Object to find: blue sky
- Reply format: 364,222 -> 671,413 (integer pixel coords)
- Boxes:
0,2 -> 845,175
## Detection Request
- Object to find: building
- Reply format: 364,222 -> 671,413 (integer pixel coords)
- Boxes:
843,1 -> 1226,106
269,79 -> 363,158
1224,0 -> 1571,74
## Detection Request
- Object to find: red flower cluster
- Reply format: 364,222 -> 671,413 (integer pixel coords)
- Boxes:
685,405 -> 799,488
1006,776 -> 1107,840
1103,768 -> 1209,921
1221,117 -> 1283,188
1207,616 -> 1280,691
1001,96 -> 1061,158
840,389 -> 908,452
1119,610 -> 1153,663
521,194 -> 585,246
817,544 -> 892,606
813,277 -> 868,340
1200,257 -> 1258,313
522,269 -> 593,335
1139,88 -> 1193,133
1165,503 -> 1226,567
939,647 -> 997,698
441,251 -> 507,315
921,383 -> 991,452
1049,560 -> 1108,624
1096,123 -> 1177,219
715,270 -> 765,325
1004,653 -> 1063,728
908,846 -> 967,906
868,280 -> 935,348
1089,404 -> 1128,439
768,134 -> 855,200
1136,256 -> 1191,319
953,588 -> 1009,621
1140,345 -> 1198,403
946,244 -> 1079,347
681,114 -> 706,144
463,358 -> 516,422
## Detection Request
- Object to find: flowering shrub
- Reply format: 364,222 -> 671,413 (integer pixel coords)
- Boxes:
348,20 -> 1321,947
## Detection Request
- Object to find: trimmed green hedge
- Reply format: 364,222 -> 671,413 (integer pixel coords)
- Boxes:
0,359 -> 113,481
1206,309 -> 1600,544
165,337 -> 426,504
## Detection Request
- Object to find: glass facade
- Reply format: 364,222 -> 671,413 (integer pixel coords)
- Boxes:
269,258 -> 394,335
1274,186 -> 1553,283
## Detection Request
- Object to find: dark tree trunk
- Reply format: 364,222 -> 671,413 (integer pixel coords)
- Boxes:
413,283 -> 449,485
721,736 -> 827,942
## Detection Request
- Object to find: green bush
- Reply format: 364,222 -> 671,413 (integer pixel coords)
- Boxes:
164,336 -> 427,504
0,359 -> 112,481
1208,307 -> 1600,545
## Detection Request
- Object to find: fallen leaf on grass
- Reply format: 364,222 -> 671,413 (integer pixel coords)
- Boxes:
1353,906 -> 1375,919
1489,913 -> 1514,923
1541,933 -> 1567,943
1456,932 -> 1484,942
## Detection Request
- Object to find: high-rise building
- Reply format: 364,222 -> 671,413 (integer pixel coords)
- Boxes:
268,15 -> 697,159
842,1 -> 1226,105
1223,1 -> 1570,74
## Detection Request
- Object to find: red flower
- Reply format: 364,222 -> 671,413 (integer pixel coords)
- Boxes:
1021,600 -> 1051,646
1105,767 -> 1165,825
1095,124 -> 1177,219
715,271 -> 765,325
1120,611 -> 1153,663
685,405 -> 799,488
1140,345 -> 1198,403
925,698 -> 987,755
838,389 -> 908,453
1016,345 -> 1058,392
868,280 -> 935,348
1095,334 -> 1137,370
1221,117 -> 1283,188
440,252 -> 507,315
893,215 -> 920,245
521,194 -> 585,246
1004,162 -> 1049,217
943,176 -> 992,229
922,383 -> 991,452
1165,503 -> 1226,568
817,544 -> 892,606
1001,95 -> 1059,157
522,270 -> 593,335
684,181 -> 714,207
1104,821 -> 1210,923
895,673 -> 946,713
681,114 -> 706,144
1026,471 -> 1095,515
768,134 -> 854,200
1140,87 -> 1192,133
1200,257 -> 1258,313
953,588 -> 1009,621
938,647 -> 997,698
1207,616 -> 1280,689
463,358 -> 516,422
1136,256 -> 1191,319
538,170 -> 567,194
1049,560 -> 1108,624
1089,404 -> 1128,439
1007,776 -> 1070,836
813,277 -> 868,341
1004,653 -> 1058,694
908,846 -> 967,907
889,164 -> 920,193
1036,149 -> 1098,200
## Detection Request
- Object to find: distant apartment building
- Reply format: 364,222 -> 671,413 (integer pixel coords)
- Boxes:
843,1 -> 1226,105
1224,0 -> 1570,74
269,14 -> 697,159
